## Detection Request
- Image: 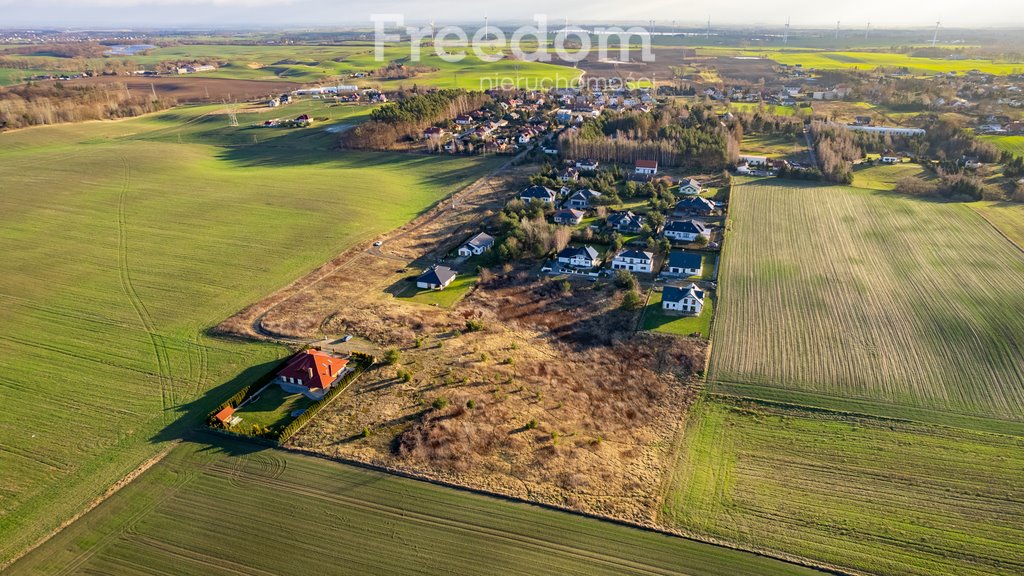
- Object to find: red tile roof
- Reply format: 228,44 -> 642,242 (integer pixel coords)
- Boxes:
214,406 -> 235,424
636,159 -> 658,169
278,349 -> 349,390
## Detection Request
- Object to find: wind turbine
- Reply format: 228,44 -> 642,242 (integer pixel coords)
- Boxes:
706,17 -> 711,41
865,22 -> 871,41
783,17 -> 790,45
932,21 -> 940,47
835,21 -> 840,41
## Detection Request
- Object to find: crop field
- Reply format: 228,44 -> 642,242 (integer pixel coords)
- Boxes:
9,438 -> 827,576
0,104 -> 501,565
980,135 -> 1024,158
697,47 -> 1024,75
708,179 -> 1024,430
851,162 -> 934,190
661,399 -> 1024,576
971,201 -> 1024,249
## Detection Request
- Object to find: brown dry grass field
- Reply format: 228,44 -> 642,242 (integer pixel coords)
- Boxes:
54,76 -> 303,102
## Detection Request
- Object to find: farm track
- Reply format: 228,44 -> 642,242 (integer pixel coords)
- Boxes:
116,156 -> 175,419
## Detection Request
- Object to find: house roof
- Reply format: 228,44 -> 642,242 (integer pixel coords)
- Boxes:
680,177 -> 702,189
464,232 -> 495,250
569,189 -> 602,202
675,197 -> 715,212
214,406 -> 235,424
636,159 -> 658,169
558,245 -> 600,261
418,265 -> 457,286
616,249 -> 653,262
278,349 -> 349,390
608,211 -> 644,228
668,251 -> 702,269
521,185 -> 556,200
663,283 -> 705,303
665,219 -> 707,234
554,208 -> 585,220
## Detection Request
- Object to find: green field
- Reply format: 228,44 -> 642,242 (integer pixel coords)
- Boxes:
851,162 -> 934,191
642,290 -> 714,338
0,104 -> 502,565
741,133 -> 807,159
8,437 -> 827,576
980,135 -> 1024,159
708,179 -> 1024,429
662,399 -> 1024,576
392,274 -> 480,307
701,47 -> 1024,75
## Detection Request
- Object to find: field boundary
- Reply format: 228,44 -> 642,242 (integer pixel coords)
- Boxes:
970,204 -> 1024,255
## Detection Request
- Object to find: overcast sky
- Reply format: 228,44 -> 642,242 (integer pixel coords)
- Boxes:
1,0 -> 1022,28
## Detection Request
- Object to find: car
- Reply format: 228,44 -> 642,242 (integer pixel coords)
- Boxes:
340,335 -> 353,343
373,241 -> 383,247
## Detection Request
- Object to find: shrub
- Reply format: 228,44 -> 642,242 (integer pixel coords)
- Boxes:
501,357 -> 514,365
525,418 -> 538,430
360,427 -> 372,438
432,396 -> 449,410
384,348 -> 401,365
622,289 -> 644,311
613,269 -> 637,290
397,369 -> 413,382
465,319 -> 485,332
466,399 -> 476,409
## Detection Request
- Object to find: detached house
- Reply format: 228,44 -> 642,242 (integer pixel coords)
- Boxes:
575,159 -> 600,172
662,283 -> 705,315
277,349 -> 351,398
611,249 -> 654,273
566,188 -> 602,210
553,208 -> 585,225
678,178 -> 703,195
458,232 -> 495,256
635,159 -> 659,175
556,245 -> 601,269
664,219 -> 709,242
520,185 -> 557,204
416,265 -> 457,290
674,197 -> 716,217
560,167 -> 580,182
607,211 -> 646,234
665,251 -> 702,277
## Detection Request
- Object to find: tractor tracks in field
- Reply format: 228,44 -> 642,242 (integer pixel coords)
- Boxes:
117,156 -> 175,420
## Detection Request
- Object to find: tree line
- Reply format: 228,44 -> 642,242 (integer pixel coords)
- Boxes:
341,89 -> 490,149
0,82 -> 176,130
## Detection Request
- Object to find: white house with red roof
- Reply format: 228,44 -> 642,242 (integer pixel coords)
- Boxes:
635,159 -> 658,175
277,349 -> 350,399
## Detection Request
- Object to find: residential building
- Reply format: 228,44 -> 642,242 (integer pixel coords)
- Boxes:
575,159 -> 600,172
611,249 -> 654,273
520,185 -> 557,204
635,159 -> 659,175
679,178 -> 702,195
458,232 -> 495,256
662,283 -> 705,315
556,245 -> 601,269
674,197 -> 716,217
607,211 -> 646,234
664,219 -> 709,242
665,251 -> 702,277
553,208 -> 585,225
416,265 -> 457,290
277,349 -> 350,395
566,188 -> 602,210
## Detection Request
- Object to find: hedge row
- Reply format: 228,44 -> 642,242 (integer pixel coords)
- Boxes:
275,353 -> 376,443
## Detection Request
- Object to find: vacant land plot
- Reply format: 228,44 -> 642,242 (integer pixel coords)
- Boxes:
10,439 -> 826,576
0,104 -> 500,565
708,179 -> 1024,430
54,75 -> 303,102
742,133 -> 809,161
980,135 -> 1024,158
662,399 -> 1024,576
851,162 -> 934,191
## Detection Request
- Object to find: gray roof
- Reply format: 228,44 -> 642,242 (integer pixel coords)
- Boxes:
665,219 -> 707,234
554,208 -> 585,220
616,249 -> 653,262
668,251 -> 702,269
418,265 -> 456,285
558,245 -> 600,260
521,185 -> 556,200
464,232 -> 495,250
675,197 -> 715,212
663,283 -> 705,303
680,178 -> 702,189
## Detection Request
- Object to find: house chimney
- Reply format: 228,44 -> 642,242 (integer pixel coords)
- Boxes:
308,366 -> 314,380
328,363 -> 333,377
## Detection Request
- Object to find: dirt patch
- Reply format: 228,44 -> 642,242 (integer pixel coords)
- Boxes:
51,76 -> 302,103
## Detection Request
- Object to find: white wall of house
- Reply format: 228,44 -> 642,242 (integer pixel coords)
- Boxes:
680,184 -> 701,195
668,265 -> 701,276
612,257 -> 653,273
663,297 -> 703,314
665,230 -> 702,242
635,166 -> 657,175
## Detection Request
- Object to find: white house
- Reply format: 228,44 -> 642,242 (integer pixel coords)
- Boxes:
635,159 -> 659,175
520,185 -> 557,204
739,155 -> 768,167
662,283 -> 705,315
416,265 -> 457,290
575,159 -> 600,172
664,219 -> 709,242
556,245 -> 601,269
458,232 -> 495,257
678,178 -> 702,195
611,249 -> 654,273
845,124 -> 926,137
665,251 -> 702,277
566,189 -> 602,210
553,208 -> 585,225
880,153 -> 902,164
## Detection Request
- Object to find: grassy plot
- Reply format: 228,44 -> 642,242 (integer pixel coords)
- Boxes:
642,291 -> 714,338
391,274 -> 480,307
851,162 -> 934,191
231,384 -> 315,430
708,179 -> 1024,428
980,135 -> 1024,159
0,106 -> 502,565
971,201 -> 1024,249
661,399 -> 1024,576
9,438 -> 827,576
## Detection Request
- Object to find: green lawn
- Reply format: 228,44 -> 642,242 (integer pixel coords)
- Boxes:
231,383 -> 314,430
392,273 -> 479,308
9,438 -> 827,576
662,398 -> 1024,576
642,290 -> 714,337
851,162 -> 934,191
742,133 -> 807,159
980,135 -> 1024,159
0,105 -> 502,565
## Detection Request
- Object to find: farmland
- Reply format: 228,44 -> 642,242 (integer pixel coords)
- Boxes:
9,437 -> 827,576
971,201 -> 1024,248
0,102 -> 502,565
851,162 -> 934,190
708,179 -> 1024,430
661,399 -> 1024,576
696,47 -> 1024,75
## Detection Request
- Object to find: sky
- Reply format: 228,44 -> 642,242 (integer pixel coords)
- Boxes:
0,0 -> 1022,28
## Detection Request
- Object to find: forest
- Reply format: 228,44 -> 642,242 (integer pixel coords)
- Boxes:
0,82 -> 175,130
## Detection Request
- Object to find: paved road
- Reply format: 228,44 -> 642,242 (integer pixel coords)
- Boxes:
803,128 -> 819,170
